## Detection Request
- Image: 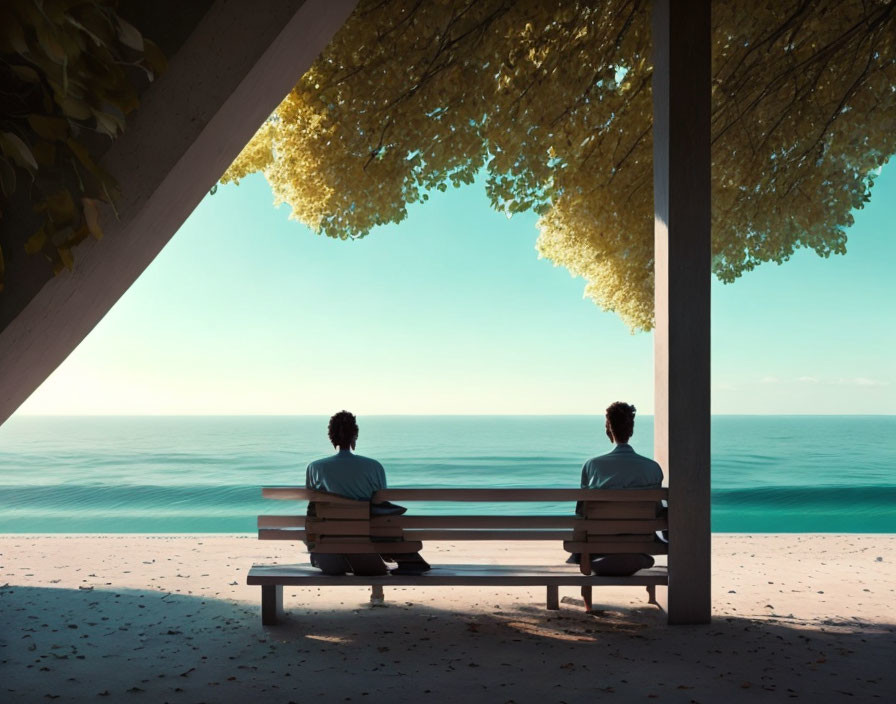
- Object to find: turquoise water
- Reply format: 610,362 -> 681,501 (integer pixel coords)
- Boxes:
0,415 -> 893,533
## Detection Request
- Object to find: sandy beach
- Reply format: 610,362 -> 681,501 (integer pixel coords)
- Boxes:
1,534 -> 894,703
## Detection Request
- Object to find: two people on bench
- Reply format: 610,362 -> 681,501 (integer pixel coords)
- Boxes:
304,410 -> 431,576
306,403 -> 661,578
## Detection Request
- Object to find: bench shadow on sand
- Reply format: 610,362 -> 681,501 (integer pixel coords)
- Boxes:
3,584 -> 893,702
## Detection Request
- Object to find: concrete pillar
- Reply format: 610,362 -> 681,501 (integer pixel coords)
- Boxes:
651,0 -> 712,625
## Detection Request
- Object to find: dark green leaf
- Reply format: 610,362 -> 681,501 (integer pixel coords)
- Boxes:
25,226 -> 47,255
28,115 -> 70,142
0,157 -> 16,197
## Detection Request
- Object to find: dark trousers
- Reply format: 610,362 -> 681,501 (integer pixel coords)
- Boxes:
312,552 -> 429,576
312,553 -> 387,575
590,553 -> 654,575
566,552 -> 655,576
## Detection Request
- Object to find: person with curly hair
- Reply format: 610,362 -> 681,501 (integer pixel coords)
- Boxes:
306,410 -> 384,501
305,410 -> 430,576
569,401 -> 664,576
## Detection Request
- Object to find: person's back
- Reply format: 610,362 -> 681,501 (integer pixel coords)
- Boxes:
574,402 -> 664,575
305,410 -> 429,576
581,443 -> 662,491
306,449 -> 386,501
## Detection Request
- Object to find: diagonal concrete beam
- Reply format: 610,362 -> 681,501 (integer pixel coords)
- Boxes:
0,0 -> 357,425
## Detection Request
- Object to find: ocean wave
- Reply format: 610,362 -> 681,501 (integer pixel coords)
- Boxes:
713,485 -> 896,508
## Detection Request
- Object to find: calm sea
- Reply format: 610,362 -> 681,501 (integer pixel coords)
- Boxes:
0,415 -> 893,533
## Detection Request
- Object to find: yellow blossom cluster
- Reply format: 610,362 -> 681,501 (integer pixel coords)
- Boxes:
223,0 -> 895,331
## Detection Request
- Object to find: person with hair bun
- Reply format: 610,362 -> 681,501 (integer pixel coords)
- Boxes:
305,410 -> 430,576
569,402 -> 664,576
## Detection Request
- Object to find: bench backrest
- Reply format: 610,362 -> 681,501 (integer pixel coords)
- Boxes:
258,488 -> 669,561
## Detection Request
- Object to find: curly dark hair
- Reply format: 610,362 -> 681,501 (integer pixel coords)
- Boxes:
328,410 -> 359,450
605,401 -> 636,443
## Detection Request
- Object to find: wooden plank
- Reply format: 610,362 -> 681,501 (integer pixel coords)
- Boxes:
574,519 -> 667,533
652,0 -> 712,625
585,532 -> 662,541
368,527 -> 406,539
401,530 -> 571,541
582,501 -> 661,519
569,534 -> 656,543
375,489 -> 668,502
258,515 -> 306,528
374,515 -> 580,529
262,488 -> 363,502
583,505 -> 659,519
312,541 -> 423,554
314,505 -> 370,520
259,515 -> 665,532
247,563 -> 669,587
259,527 -> 665,543
258,528 -> 306,541
563,541 -> 668,555
306,519 -> 371,536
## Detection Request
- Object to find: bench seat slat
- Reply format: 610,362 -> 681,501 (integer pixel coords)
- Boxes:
401,530 -> 572,541
247,563 -> 668,587
376,515 -> 579,529
259,528 -> 578,541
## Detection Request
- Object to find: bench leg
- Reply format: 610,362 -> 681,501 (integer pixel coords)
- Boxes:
646,584 -> 657,604
581,585 -> 593,613
261,584 -> 283,625
546,585 -> 559,610
370,584 -> 384,605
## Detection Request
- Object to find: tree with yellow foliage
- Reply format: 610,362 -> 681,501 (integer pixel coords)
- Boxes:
224,0 -> 895,331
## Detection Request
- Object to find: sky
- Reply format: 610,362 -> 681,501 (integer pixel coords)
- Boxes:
14,162 -> 896,416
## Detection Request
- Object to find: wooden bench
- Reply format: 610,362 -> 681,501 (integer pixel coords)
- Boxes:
247,487 -> 668,625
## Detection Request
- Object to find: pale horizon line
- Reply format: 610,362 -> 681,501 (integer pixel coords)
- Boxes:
11,412 -> 896,418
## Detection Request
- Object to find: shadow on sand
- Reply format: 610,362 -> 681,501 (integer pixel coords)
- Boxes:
2,584 -> 893,703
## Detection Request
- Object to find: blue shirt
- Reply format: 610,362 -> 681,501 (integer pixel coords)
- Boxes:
580,443 -> 663,489
305,449 -> 387,501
